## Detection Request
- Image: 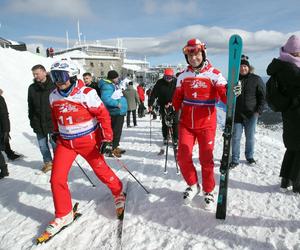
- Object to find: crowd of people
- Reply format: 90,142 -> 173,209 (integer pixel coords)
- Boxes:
0,35 -> 300,239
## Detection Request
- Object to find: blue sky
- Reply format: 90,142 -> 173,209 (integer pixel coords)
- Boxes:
1,0 -> 300,76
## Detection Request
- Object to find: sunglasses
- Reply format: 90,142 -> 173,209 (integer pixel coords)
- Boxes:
50,70 -> 70,84
183,44 -> 205,55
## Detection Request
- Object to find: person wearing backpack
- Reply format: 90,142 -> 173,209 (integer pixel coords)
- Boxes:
266,35 -> 300,193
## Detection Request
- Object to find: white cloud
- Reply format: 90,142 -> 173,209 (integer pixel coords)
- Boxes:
25,25 -> 300,58
143,0 -> 201,16
118,25 -> 300,57
5,0 -> 93,18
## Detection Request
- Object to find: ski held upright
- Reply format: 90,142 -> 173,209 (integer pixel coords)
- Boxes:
216,34 -> 243,220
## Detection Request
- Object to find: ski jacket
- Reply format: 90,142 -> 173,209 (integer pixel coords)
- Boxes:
267,58 -> 300,150
0,95 -> 10,149
0,95 -> 10,134
27,75 -> 55,135
49,80 -> 113,141
148,77 -> 177,112
98,79 -> 128,116
123,85 -> 140,111
172,62 -> 227,130
234,73 -> 265,122
137,85 -> 145,102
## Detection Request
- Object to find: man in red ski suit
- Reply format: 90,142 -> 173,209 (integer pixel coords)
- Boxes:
172,38 -> 227,210
45,60 -> 125,237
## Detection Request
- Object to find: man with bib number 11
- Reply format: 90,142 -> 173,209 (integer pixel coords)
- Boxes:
37,59 -> 125,243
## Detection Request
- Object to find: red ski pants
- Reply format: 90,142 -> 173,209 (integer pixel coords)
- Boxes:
177,124 -> 216,193
50,131 -> 123,218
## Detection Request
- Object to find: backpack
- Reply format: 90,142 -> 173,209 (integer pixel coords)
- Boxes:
266,76 -> 290,112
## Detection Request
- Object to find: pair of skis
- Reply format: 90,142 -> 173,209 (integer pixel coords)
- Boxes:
157,107 -> 179,175
163,127 -> 179,175
216,34 -> 243,220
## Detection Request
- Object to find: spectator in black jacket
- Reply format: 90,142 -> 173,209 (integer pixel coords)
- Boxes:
231,55 -> 265,167
28,64 -> 56,173
266,35 -> 300,193
0,89 -> 22,161
148,68 -> 178,146
0,90 -> 9,179
83,72 -> 101,97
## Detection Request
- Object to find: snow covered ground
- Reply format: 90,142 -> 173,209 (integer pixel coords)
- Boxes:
0,48 -> 299,250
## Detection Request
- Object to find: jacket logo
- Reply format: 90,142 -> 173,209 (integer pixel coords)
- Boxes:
58,103 -> 78,113
191,80 -> 207,89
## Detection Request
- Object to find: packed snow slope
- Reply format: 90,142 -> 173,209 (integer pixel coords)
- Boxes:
0,48 -> 299,250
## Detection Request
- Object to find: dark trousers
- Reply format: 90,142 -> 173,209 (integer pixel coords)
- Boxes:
127,110 -> 137,127
4,140 -> 14,157
138,102 -> 146,117
111,115 -> 125,149
161,111 -> 179,142
0,151 -> 8,175
280,149 -> 300,184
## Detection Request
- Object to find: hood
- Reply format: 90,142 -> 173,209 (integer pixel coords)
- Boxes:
267,58 -> 300,76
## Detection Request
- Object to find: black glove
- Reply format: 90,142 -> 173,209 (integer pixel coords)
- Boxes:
100,141 -> 112,154
51,133 -> 59,143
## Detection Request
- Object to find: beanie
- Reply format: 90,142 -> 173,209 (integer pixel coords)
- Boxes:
240,54 -> 250,67
107,70 -> 119,80
283,35 -> 300,54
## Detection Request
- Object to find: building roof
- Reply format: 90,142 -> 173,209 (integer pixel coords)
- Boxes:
122,64 -> 142,71
57,50 -> 121,60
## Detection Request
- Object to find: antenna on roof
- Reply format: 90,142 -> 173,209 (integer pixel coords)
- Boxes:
77,20 -> 82,45
66,30 -> 69,49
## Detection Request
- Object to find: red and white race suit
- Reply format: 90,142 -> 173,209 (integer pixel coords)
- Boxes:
172,62 -> 227,193
49,80 -> 122,218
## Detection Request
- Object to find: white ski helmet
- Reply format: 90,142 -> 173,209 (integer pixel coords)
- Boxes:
50,59 -> 80,77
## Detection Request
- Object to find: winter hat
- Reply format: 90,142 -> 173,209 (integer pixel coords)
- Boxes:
279,35 -> 300,68
240,54 -> 250,67
107,70 -> 119,80
282,35 -> 300,54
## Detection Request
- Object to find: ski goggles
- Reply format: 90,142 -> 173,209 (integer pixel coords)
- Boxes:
164,75 -> 173,81
183,44 -> 205,55
50,70 -> 70,84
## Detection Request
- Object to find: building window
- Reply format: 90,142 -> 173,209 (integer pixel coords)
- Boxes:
100,62 -> 103,67
101,71 -> 104,76
90,62 -> 94,67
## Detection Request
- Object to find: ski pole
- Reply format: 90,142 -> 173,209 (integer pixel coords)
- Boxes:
74,160 -> 96,187
113,155 -> 150,194
164,138 -> 169,174
149,112 -> 152,146
169,127 -> 180,175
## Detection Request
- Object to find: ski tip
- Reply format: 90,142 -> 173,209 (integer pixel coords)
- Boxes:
36,232 -> 51,244
229,34 -> 243,45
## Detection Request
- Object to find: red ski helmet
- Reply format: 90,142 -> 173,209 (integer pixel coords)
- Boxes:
164,68 -> 174,76
183,38 -> 207,66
